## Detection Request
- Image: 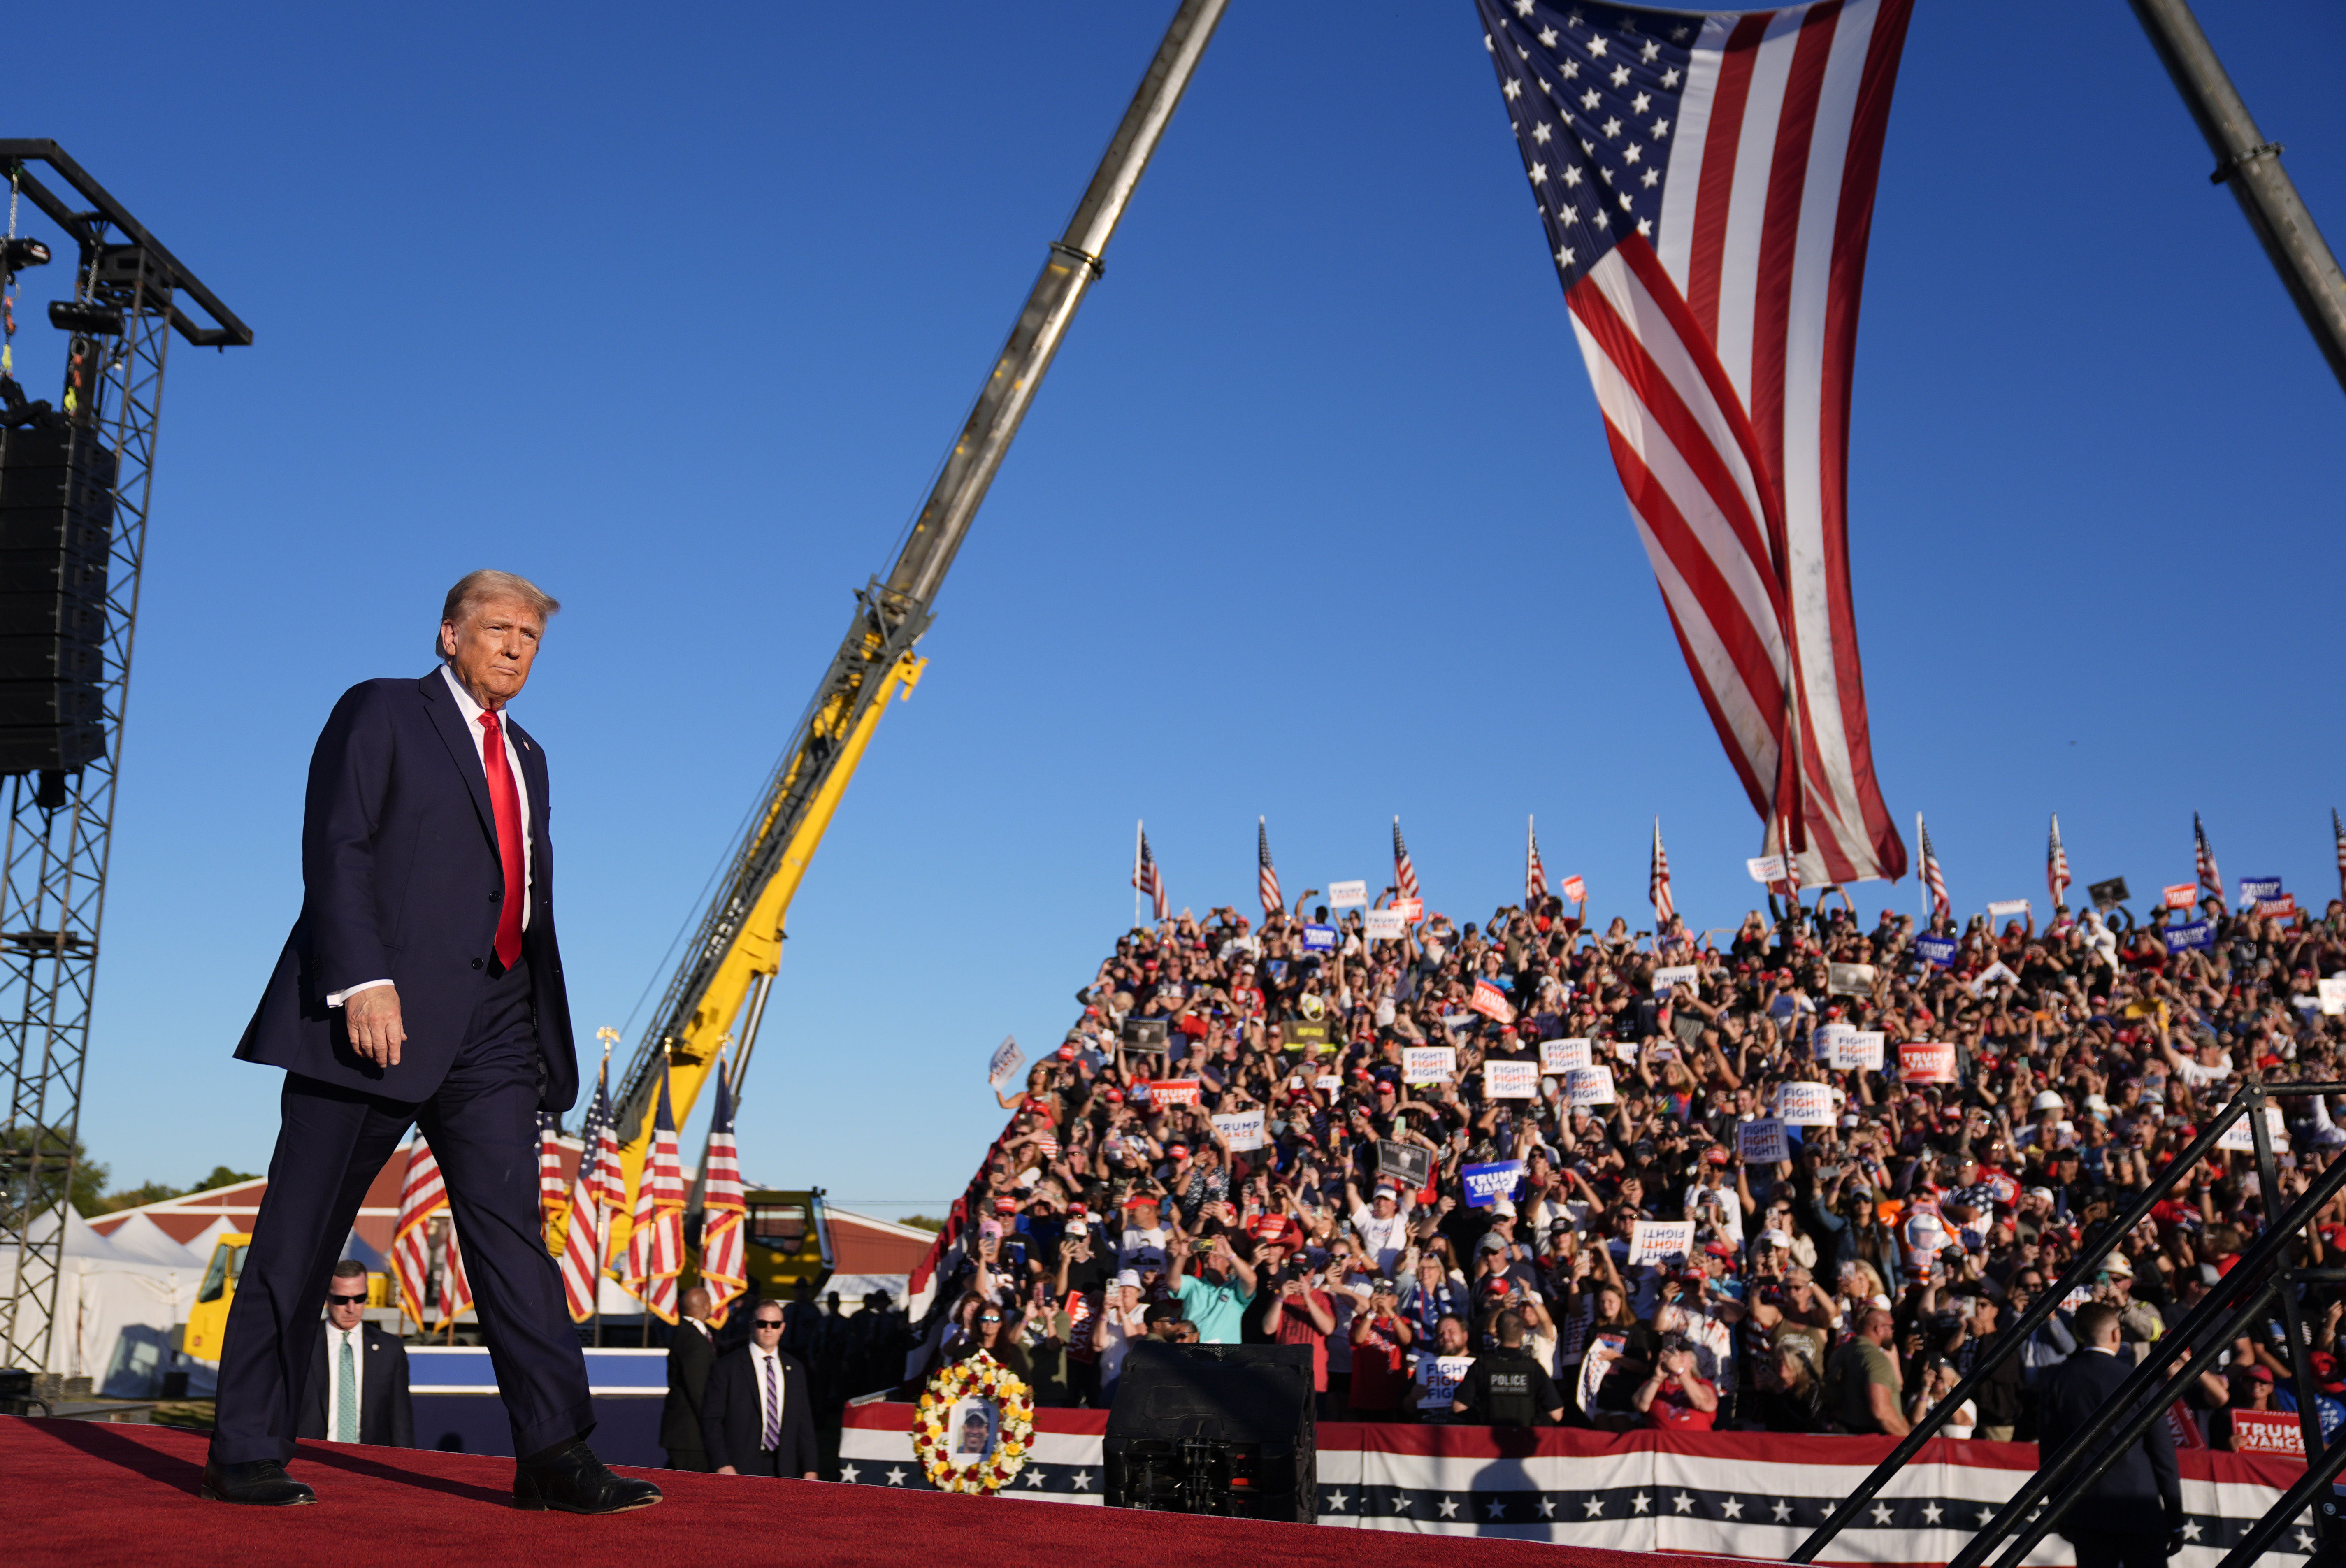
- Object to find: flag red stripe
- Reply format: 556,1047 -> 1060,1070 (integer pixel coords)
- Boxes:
1745,3 -> 1840,491
1646,586 -> 1773,817
1685,13 -> 1773,342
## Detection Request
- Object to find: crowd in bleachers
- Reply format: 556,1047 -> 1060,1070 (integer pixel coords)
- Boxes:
891,878 -> 2346,1442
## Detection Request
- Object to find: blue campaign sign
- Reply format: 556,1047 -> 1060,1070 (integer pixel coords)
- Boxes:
2163,919 -> 2216,953
2239,877 -> 2283,903
1300,923 -> 1338,952
1461,1159 -> 1526,1208
1914,935 -> 1958,969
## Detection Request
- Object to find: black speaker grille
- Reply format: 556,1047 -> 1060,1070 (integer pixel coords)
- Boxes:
0,424 -> 114,774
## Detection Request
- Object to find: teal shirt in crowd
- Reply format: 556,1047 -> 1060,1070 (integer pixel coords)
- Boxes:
1175,1271 -> 1256,1345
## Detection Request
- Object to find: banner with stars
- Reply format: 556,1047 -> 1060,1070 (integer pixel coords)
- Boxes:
842,1403 -> 2313,1563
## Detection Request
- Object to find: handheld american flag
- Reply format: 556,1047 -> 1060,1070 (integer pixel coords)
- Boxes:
1649,816 -> 1674,926
620,1063 -> 687,1324
2047,813 -> 2071,909
1475,0 -> 1913,887
391,1140 -> 445,1330
557,1057 -> 620,1323
1526,816 -> 1549,906
1917,811 -> 1949,922
2194,813 -> 2223,902
1257,818 -> 1282,918
696,1065 -> 750,1326
1392,817 -> 1422,905
1133,825 -> 1168,923
2334,808 -> 2344,902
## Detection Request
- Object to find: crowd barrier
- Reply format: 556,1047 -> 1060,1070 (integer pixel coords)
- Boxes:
839,1401 -> 2314,1566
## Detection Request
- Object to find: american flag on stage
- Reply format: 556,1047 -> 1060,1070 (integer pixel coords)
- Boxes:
1132,824 -> 1168,923
1526,816 -> 1549,906
1257,818 -> 1283,918
1393,817 -> 1422,904
537,1112 -> 567,1238
696,1066 -> 749,1326
1916,811 -> 1949,922
1649,817 -> 1674,926
557,1057 -> 622,1323
1475,0 -> 1914,888
2046,813 -> 2071,909
436,1217 -> 474,1332
391,1140 -> 446,1330
620,1064 -> 687,1324
2194,812 -> 2223,903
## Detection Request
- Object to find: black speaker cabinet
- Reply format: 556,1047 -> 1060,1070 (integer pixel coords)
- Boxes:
0,422 -> 114,774
1103,1340 -> 1315,1522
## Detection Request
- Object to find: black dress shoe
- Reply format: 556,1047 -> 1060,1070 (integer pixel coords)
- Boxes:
200,1459 -> 316,1506
513,1440 -> 663,1515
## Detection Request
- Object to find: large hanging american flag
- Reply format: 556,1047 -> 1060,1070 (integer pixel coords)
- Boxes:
620,1064 -> 686,1324
1649,817 -> 1674,925
1526,815 -> 1549,906
2046,813 -> 2071,909
1393,817 -> 1422,904
1133,824 -> 1168,923
1916,810 -> 1949,922
696,1065 -> 749,1326
537,1112 -> 567,1237
557,1057 -> 622,1323
1474,0 -> 1913,888
391,1140 -> 445,1330
2194,813 -> 2223,902
1257,817 -> 1282,917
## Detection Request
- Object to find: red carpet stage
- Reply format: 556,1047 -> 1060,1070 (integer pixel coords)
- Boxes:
2,1415 -> 1740,1568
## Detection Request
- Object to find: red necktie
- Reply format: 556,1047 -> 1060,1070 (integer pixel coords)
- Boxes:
479,711 -> 525,969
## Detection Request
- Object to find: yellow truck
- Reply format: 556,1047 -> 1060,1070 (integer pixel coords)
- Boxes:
183,1232 -> 389,1360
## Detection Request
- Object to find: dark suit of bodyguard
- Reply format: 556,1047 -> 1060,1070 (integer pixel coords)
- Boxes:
203,572 -> 658,1515
2038,1304 -> 2180,1568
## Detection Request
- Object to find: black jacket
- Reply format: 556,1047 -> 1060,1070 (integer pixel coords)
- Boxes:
662,1320 -> 718,1454
701,1345 -> 818,1476
297,1322 -> 414,1447
2039,1345 -> 2180,1537
235,671 -> 580,1112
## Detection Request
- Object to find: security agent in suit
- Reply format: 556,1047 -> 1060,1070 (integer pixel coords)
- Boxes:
2037,1301 -> 2182,1568
702,1299 -> 820,1479
662,1285 -> 719,1471
297,1260 -> 413,1447
202,572 -> 658,1516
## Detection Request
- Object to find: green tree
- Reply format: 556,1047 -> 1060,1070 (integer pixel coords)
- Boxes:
897,1214 -> 948,1232
195,1166 -> 260,1192
2,1125 -> 109,1217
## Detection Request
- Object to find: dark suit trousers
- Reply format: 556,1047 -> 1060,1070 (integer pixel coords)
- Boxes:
665,1447 -> 712,1472
2069,1533 -> 2169,1568
210,958 -> 591,1465
732,1445 -> 789,1477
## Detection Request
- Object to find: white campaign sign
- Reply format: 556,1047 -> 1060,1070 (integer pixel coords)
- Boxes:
986,1034 -> 1026,1092
1833,1029 -> 1886,1071
1628,1220 -> 1696,1268
1747,855 -> 1788,884
1483,1060 -> 1539,1100
1826,963 -> 1876,997
1813,1022 -> 1854,1064
1651,964 -> 1700,995
1541,1038 -> 1592,1074
2217,1106 -> 2289,1154
2320,976 -> 2346,1017
1328,880 -> 1370,910
1738,1117 -> 1790,1165
1774,1081 -> 1837,1127
1211,1110 -> 1266,1152
1564,1065 -> 1617,1107
1986,899 -> 2031,919
1363,909 -> 1406,941
1403,1045 -> 1457,1085
1315,1074 -> 1343,1092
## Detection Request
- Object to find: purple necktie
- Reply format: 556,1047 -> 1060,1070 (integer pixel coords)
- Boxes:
762,1353 -> 780,1450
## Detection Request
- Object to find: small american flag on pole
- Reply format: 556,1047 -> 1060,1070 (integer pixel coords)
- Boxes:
2333,808 -> 2344,901
1393,817 -> 1422,904
1917,811 -> 1950,922
1526,816 -> 1548,906
2046,813 -> 2071,909
1649,817 -> 1674,926
696,1065 -> 749,1326
1474,0 -> 1914,889
620,1064 -> 687,1324
1133,825 -> 1168,923
1257,818 -> 1282,918
391,1140 -> 445,1330
537,1112 -> 567,1238
557,1057 -> 620,1323
2195,813 -> 2223,902
435,1218 -> 473,1332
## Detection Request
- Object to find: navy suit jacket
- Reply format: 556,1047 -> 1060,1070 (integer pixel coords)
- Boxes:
297,1321 -> 415,1447
235,670 -> 580,1112
2039,1345 -> 2181,1537
701,1346 -> 818,1476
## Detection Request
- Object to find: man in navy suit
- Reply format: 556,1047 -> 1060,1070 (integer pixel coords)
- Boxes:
202,571 -> 659,1515
701,1299 -> 820,1480
2038,1301 -> 2181,1568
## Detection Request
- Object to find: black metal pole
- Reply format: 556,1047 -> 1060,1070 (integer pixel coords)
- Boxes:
2247,1081 -> 2329,1466
2124,0 -> 2346,394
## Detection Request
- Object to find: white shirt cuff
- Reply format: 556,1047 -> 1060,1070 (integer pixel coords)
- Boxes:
327,979 -> 394,1008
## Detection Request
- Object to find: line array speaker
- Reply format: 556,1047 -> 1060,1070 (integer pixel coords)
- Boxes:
0,423 -> 114,774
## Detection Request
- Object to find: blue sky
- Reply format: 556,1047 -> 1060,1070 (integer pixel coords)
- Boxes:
4,1 -> 2339,1217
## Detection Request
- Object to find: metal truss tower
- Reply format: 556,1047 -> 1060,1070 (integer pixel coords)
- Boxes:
0,142 -> 249,1375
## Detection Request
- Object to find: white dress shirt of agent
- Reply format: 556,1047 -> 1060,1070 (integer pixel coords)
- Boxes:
301,1261 -> 413,1448
716,1308 -> 818,1480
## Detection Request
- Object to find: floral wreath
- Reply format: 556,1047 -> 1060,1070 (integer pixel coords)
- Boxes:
913,1351 -> 1036,1494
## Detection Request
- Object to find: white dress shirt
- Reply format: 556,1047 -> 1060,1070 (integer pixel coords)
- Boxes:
329,664 -> 534,1007
323,1321 -> 365,1438
750,1343 -> 785,1447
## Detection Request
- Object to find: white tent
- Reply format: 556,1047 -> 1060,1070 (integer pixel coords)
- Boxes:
103,1210 -> 210,1267
0,1207 -> 211,1395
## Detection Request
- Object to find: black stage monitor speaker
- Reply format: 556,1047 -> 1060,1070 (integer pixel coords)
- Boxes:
1103,1341 -> 1314,1522
0,422 -> 114,774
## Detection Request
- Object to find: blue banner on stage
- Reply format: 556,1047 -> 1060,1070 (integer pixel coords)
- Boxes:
1300,923 -> 1338,952
1461,1159 -> 1526,1208
2164,919 -> 2216,953
1914,935 -> 1958,969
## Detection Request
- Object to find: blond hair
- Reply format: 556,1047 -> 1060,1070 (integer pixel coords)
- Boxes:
436,569 -> 560,657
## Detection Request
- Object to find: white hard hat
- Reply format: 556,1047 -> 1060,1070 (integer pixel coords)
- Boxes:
2032,1091 -> 2064,1113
